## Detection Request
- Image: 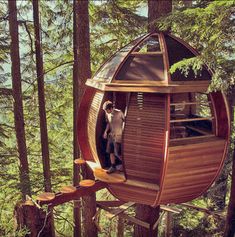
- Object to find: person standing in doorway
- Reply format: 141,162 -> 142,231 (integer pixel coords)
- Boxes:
103,101 -> 124,174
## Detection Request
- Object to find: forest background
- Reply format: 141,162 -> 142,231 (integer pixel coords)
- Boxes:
0,0 -> 235,236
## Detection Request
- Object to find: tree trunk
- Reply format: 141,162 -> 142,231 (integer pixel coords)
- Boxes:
134,205 -> 160,237
77,0 -> 91,98
8,0 -> 31,200
73,0 -> 81,236
32,2 -> 55,236
224,87 -> 235,237
81,165 -> 97,237
148,0 -> 172,32
76,0 -> 96,233
134,1 -> 172,236
32,0 -> 52,193
183,0 -> 192,8
14,202 -> 54,237
73,0 -> 97,237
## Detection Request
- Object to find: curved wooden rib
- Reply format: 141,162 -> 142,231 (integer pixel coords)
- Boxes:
87,91 -> 105,166
77,87 -> 96,162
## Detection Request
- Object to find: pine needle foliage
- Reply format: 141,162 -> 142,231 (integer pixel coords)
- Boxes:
158,0 -> 235,91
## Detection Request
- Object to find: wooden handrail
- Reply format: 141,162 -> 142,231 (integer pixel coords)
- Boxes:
170,101 -> 211,106
170,117 -> 214,123
186,125 -> 212,135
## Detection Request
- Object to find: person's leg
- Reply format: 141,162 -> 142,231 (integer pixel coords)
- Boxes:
107,138 -> 117,174
110,153 -> 116,165
114,142 -> 123,172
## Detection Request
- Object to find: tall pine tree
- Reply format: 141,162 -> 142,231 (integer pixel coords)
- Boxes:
8,0 -> 31,200
32,0 -> 52,193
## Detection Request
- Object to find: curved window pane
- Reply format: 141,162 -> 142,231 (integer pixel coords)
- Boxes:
134,36 -> 161,53
116,55 -> 165,81
94,36 -> 145,82
165,35 -> 211,81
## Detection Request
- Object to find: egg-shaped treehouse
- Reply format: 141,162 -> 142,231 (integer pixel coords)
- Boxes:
77,32 -> 230,207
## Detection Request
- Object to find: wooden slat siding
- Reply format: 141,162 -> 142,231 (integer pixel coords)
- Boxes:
123,93 -> 166,184
159,138 -> 226,204
77,88 -> 96,161
87,91 -> 104,164
109,183 -> 157,206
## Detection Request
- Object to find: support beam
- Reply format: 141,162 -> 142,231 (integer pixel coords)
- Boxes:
37,181 -> 106,207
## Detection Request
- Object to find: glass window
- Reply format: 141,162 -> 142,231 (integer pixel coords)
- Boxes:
134,36 -> 161,53
115,55 -> 165,81
170,93 -> 214,140
165,35 -> 211,81
93,36 -> 145,82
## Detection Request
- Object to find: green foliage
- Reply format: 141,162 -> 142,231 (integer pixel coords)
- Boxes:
158,0 -> 235,90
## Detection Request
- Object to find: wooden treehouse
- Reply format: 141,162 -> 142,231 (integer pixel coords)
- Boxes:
16,32 -> 230,235
77,31 -> 230,207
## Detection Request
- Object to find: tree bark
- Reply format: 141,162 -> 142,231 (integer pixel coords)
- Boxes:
32,0 -> 52,193
148,0 -> 172,32
73,0 -> 81,236
73,1 -> 97,237
76,0 -> 96,234
8,0 -> 31,200
81,165 -> 97,237
14,202 -> 54,237
224,87 -> 235,237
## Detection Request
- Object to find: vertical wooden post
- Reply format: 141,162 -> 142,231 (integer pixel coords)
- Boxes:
117,216 -> 124,237
134,205 -> 160,237
165,212 -> 173,237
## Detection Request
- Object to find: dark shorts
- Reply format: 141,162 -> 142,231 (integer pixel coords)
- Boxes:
106,135 -> 121,158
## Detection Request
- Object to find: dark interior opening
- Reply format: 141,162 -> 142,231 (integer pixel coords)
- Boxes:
96,92 -> 128,168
